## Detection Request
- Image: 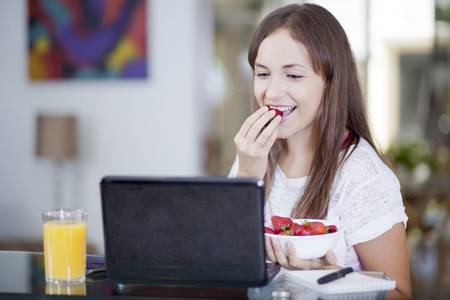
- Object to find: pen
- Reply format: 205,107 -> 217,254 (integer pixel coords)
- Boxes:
317,267 -> 354,284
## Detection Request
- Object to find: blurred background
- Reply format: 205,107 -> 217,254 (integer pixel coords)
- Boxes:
0,0 -> 448,298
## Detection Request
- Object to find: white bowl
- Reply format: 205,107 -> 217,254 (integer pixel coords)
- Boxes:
264,219 -> 343,259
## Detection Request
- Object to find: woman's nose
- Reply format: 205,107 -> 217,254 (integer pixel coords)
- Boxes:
265,76 -> 286,100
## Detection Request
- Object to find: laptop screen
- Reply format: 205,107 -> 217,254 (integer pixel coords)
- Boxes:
100,176 -> 267,287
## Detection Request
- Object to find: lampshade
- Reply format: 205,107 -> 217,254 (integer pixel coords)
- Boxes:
36,114 -> 77,159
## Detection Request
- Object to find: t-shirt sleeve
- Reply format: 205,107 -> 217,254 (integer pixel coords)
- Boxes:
339,154 -> 408,246
227,155 -> 239,178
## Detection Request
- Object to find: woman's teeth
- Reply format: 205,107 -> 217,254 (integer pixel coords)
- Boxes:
268,106 -> 295,112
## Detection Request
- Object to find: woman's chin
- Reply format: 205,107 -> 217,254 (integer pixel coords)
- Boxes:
276,131 -> 289,140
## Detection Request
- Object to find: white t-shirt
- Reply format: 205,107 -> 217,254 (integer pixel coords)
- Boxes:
228,138 -> 408,271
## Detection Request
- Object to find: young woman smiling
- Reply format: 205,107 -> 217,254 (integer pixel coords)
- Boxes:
229,4 -> 411,299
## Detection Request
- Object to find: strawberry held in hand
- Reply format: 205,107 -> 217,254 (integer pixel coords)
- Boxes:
271,216 -> 293,234
267,107 -> 283,118
264,107 -> 283,128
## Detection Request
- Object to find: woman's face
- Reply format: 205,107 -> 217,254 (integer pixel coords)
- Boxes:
253,28 -> 325,140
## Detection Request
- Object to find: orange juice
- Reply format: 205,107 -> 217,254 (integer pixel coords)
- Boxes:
43,220 -> 87,283
46,282 -> 86,295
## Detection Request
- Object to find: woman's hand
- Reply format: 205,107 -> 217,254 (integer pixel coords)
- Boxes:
265,236 -> 340,270
233,106 -> 281,179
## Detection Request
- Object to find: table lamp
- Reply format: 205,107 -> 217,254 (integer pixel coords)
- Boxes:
36,114 -> 77,207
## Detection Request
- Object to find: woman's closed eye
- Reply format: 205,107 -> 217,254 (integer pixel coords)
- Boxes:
287,74 -> 303,79
256,72 -> 270,78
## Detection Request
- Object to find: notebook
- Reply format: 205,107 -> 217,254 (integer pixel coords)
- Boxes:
100,175 -> 275,287
284,269 -> 396,294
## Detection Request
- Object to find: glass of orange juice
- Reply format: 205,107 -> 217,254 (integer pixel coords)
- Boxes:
42,209 -> 87,283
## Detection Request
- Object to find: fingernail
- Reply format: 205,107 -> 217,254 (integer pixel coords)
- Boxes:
262,106 -> 269,111
269,110 -> 276,115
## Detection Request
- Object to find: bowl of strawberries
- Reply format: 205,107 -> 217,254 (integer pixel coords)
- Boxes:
264,215 -> 342,259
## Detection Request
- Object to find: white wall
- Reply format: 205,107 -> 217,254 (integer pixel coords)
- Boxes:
0,0 -> 213,253
367,0 -> 435,148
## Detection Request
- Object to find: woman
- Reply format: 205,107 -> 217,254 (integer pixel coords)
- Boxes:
230,4 -> 411,299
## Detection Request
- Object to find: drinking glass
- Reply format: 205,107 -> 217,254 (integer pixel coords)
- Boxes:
42,209 -> 87,283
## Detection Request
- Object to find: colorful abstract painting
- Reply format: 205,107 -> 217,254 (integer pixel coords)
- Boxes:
28,0 -> 147,80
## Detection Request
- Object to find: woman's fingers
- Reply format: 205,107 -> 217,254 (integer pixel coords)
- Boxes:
258,116 -> 280,150
324,250 -> 337,265
234,106 -> 270,142
235,113 -> 280,155
234,107 -> 281,178
265,237 -> 277,263
268,239 -> 340,270
235,108 -> 279,144
284,241 -> 314,270
246,110 -> 277,140
270,237 -> 290,267
319,250 -> 339,270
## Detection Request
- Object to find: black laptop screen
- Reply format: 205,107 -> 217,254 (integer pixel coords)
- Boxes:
100,176 -> 267,286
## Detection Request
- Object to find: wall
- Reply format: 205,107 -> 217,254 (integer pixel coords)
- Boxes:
367,0 -> 434,148
0,0 -> 213,253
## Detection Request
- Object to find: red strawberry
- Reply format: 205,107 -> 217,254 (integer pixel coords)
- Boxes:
298,224 -> 315,236
264,227 -> 275,234
268,107 -> 283,118
264,108 -> 283,128
326,225 -> 337,233
277,230 -> 291,236
311,221 -> 327,235
289,223 -> 302,235
271,216 -> 293,234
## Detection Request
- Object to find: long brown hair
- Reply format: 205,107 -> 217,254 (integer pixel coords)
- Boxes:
248,4 -> 381,219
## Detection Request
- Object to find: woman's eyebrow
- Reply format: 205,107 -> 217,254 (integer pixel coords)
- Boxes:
283,63 -> 306,69
255,62 -> 306,69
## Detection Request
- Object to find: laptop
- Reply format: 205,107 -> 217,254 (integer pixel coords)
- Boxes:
100,175 -> 278,287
